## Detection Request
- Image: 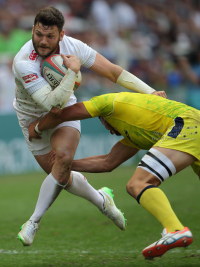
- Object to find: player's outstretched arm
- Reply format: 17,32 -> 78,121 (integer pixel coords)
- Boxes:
28,102 -> 91,140
71,141 -> 138,173
90,53 -> 166,98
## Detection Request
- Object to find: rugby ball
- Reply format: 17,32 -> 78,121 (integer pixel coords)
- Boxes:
41,54 -> 81,90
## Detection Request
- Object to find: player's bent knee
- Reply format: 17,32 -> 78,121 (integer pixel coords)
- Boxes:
126,180 -> 139,199
55,149 -> 74,169
126,181 -> 133,196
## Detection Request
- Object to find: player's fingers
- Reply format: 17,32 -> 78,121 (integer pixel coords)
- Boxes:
65,55 -> 77,59
156,91 -> 167,98
158,91 -> 164,96
62,54 -> 75,59
51,159 -> 56,166
61,54 -> 70,61
49,150 -> 56,161
48,151 -> 56,166
163,94 -> 167,98
161,91 -> 167,98
66,55 -> 80,62
48,152 -> 53,162
61,54 -> 67,60
50,149 -> 56,157
61,54 -> 70,67
61,54 -> 77,63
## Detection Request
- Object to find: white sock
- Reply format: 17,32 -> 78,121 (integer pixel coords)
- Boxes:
66,171 -> 104,210
30,173 -> 65,222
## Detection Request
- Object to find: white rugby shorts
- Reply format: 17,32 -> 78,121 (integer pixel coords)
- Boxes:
15,99 -> 81,156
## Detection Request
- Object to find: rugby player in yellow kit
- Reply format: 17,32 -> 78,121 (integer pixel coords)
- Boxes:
28,92 -> 200,259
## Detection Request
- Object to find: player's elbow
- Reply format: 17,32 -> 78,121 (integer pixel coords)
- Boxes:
103,165 -> 115,172
108,73 -> 118,83
107,64 -> 123,83
103,157 -> 118,172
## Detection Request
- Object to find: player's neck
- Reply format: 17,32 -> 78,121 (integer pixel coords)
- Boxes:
53,46 -> 60,55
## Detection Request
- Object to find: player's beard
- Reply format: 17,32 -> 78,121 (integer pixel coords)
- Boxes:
32,36 -> 60,58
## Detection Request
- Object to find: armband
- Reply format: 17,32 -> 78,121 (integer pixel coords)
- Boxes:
116,70 -> 155,94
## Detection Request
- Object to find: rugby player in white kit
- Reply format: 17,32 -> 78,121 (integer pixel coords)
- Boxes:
13,6 -> 165,246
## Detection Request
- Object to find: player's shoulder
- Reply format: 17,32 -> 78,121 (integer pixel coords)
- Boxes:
90,93 -> 118,107
60,35 -> 84,50
62,35 -> 82,44
14,40 -> 39,65
13,41 -> 41,80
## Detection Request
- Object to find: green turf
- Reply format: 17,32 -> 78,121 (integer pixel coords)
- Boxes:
0,166 -> 199,267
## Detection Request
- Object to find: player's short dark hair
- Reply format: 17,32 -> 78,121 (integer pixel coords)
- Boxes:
34,6 -> 65,32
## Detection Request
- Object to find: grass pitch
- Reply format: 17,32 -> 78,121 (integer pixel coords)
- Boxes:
0,166 -> 200,267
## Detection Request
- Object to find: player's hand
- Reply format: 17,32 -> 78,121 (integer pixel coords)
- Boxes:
28,121 -> 41,141
48,149 -> 56,167
151,91 -> 167,98
61,54 -> 81,74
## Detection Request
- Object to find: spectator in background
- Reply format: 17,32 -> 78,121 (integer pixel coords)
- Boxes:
0,17 -> 31,56
2,0 -> 200,114
0,56 -> 15,113
68,0 -> 91,19
113,0 -> 137,32
178,50 -> 200,109
90,0 -> 136,35
90,0 -> 114,34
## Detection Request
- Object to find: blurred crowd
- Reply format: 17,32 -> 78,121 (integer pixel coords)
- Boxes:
1,0 -> 200,113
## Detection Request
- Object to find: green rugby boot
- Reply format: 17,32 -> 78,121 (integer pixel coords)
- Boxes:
98,187 -> 127,230
17,220 -> 39,246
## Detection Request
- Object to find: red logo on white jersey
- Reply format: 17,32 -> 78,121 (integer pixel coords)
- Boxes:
29,50 -> 38,61
22,73 -> 39,83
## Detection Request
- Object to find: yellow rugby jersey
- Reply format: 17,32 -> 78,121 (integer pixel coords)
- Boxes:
83,92 -> 193,150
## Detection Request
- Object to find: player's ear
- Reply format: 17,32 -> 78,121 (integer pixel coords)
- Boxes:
32,25 -> 34,36
60,30 -> 65,41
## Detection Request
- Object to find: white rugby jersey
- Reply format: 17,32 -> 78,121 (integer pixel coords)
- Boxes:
13,36 -> 97,117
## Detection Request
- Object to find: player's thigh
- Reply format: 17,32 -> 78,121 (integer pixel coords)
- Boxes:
135,146 -> 196,183
34,152 -> 52,174
127,147 -> 196,198
153,146 -> 196,173
50,126 -> 80,158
